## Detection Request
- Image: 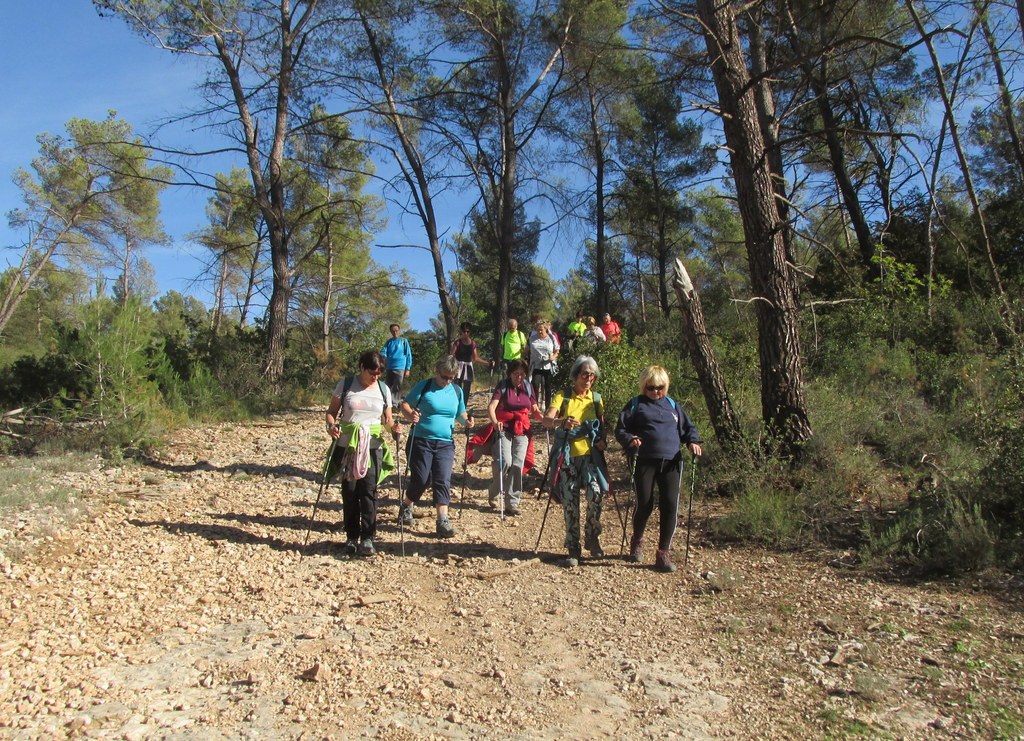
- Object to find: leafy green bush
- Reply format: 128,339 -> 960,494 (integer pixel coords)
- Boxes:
863,490 -> 995,575
715,484 -> 805,547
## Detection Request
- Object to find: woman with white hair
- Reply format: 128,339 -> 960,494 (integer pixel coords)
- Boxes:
544,355 -> 607,568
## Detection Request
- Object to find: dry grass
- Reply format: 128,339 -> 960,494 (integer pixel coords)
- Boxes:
0,452 -> 99,561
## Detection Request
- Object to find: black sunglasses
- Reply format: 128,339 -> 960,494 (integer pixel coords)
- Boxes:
645,384 -> 665,392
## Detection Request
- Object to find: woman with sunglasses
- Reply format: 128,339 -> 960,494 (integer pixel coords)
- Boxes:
325,350 -> 402,557
398,355 -> 473,538
449,322 -> 487,401
615,365 -> 702,572
544,355 -> 607,568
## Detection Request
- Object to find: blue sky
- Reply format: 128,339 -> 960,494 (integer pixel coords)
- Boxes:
0,2 -> 464,331
1,4 -> 211,296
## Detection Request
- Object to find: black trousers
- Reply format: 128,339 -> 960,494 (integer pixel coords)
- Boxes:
340,448 -> 382,541
631,456 -> 682,550
531,368 -> 553,410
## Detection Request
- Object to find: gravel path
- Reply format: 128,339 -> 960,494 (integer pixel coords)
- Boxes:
2,403 -> 1022,739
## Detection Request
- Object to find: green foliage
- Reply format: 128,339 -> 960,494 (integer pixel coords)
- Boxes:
0,453 -> 95,514
1,114 -> 170,337
575,339 -> 650,422
58,298 -> 176,452
449,204 -> 555,347
716,483 -> 805,547
863,491 -> 995,575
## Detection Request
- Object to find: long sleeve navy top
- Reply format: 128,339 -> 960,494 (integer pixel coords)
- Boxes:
615,395 -> 701,460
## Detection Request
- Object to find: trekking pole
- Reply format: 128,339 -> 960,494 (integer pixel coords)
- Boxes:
535,434 -> 556,499
303,437 -> 339,551
597,449 -> 628,555
533,445 -> 564,553
606,483 -> 628,556
497,429 -> 506,522
620,452 -> 638,554
394,428 -> 405,557
684,454 -> 698,566
534,494 -> 553,553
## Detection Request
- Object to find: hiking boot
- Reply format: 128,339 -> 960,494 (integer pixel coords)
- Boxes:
436,516 -> 456,538
358,539 -> 376,557
506,503 -> 522,516
343,539 -> 359,556
585,536 -> 604,559
627,536 -> 643,563
655,548 -> 676,573
398,503 -> 414,526
561,553 -> 580,568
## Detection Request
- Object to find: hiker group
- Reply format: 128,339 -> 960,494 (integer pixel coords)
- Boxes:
316,314 -> 702,572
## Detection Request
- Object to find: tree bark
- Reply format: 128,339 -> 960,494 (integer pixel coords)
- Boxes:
672,259 -> 744,450
745,14 -> 800,288
213,255 -> 226,335
589,87 -> 609,318
696,0 -> 812,455
322,230 -> 334,359
777,2 -> 875,270
976,0 -> 1024,185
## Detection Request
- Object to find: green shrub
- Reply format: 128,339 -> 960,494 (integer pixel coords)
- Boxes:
862,490 -> 996,575
715,485 -> 805,546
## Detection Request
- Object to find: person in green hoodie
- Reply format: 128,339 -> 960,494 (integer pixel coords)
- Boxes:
500,318 -> 529,374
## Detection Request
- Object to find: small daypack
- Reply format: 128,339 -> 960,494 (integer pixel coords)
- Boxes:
625,394 -> 677,418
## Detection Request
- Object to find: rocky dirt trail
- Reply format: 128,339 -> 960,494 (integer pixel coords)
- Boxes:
2,397 -> 1023,739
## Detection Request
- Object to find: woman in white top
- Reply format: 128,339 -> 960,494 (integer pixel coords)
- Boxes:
325,350 -> 402,557
583,315 -> 607,343
528,320 -> 560,410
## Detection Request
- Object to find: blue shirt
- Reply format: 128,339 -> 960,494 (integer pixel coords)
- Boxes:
381,336 -> 412,371
405,379 -> 465,441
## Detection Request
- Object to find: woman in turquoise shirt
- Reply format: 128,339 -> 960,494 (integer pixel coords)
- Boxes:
397,355 -> 473,538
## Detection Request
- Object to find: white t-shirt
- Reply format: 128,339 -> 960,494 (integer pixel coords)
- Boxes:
529,334 -> 559,372
332,377 -> 391,444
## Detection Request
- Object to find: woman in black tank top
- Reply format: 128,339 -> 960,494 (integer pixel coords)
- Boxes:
450,322 -> 487,400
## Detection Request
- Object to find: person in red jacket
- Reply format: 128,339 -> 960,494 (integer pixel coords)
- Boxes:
487,360 -> 543,515
600,312 -> 622,343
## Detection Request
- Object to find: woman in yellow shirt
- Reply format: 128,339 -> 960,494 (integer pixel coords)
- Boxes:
544,355 -> 607,568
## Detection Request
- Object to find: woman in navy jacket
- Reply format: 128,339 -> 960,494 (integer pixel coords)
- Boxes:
615,365 -> 702,572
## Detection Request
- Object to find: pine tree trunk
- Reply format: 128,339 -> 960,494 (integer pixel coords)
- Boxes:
696,0 -> 813,455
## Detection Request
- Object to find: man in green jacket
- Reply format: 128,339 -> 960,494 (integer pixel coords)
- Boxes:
566,311 -> 586,351
500,319 -> 528,373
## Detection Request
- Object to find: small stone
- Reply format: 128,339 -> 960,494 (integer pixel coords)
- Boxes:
67,715 -> 92,731
300,662 -> 332,683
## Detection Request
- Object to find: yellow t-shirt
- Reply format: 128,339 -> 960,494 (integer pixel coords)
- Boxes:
550,389 -> 600,458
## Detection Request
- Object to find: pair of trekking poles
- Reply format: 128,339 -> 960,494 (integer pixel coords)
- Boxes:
303,426 -> 411,557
